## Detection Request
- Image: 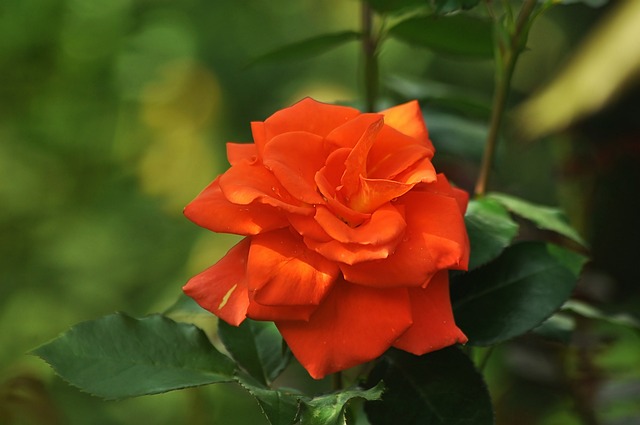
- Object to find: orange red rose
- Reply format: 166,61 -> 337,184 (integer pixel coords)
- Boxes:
183,98 -> 470,379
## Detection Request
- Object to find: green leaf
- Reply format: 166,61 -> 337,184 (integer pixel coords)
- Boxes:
389,15 -> 493,58
32,313 -> 236,399
486,192 -> 587,246
465,198 -> 519,270
365,347 -> 494,425
562,300 -> 640,330
219,319 -> 292,385
423,108 -> 488,161
300,382 -> 384,425
385,75 -> 492,120
366,0 -> 426,14
236,373 -> 301,425
250,31 -> 361,66
452,242 -> 587,346
432,0 -> 482,13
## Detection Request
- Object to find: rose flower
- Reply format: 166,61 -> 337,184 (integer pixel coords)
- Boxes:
183,98 -> 470,379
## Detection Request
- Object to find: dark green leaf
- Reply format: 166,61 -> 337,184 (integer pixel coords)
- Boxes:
250,31 -> 361,66
365,347 -> 494,425
366,0 -> 426,14
219,319 -> 292,385
236,373 -> 301,425
300,382 -> 384,425
486,192 -> 587,246
452,242 -> 587,345
432,0 -> 482,13
389,15 -> 493,58
32,313 -> 235,399
465,198 -> 519,270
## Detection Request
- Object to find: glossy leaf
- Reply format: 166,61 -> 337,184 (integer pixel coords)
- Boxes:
250,31 -> 361,66
487,192 -> 587,246
389,15 -> 493,58
219,319 -> 292,385
236,373 -> 301,425
300,382 -> 384,425
32,313 -> 235,399
365,347 -> 494,425
465,198 -> 519,270
452,242 -> 587,346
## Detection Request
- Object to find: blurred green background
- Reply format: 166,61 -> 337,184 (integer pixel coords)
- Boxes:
1,0 -> 638,424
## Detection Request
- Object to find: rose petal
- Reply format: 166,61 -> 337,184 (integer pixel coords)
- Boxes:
227,143 -> 258,166
276,279 -> 413,379
325,112 -> 384,149
247,302 -> 317,322
251,121 -> 268,159
313,203 -> 405,245
367,144 -> 433,181
247,229 -> 339,306
303,237 -> 396,265
315,149 -> 370,226
287,213 -> 332,242
380,100 -> 433,151
353,177 -> 416,213
264,97 -> 360,141
263,131 -> 326,204
340,190 -> 469,286
219,162 -> 315,215
182,238 -> 251,326
184,177 -> 288,235
393,271 -> 467,353
340,116 -> 384,201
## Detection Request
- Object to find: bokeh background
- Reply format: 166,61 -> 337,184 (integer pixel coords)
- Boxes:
1,0 -> 638,424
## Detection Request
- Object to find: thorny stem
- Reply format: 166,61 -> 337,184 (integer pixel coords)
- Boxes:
474,0 -> 538,196
361,1 -> 378,112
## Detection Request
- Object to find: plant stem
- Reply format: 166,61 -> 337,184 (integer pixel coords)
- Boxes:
332,371 -> 343,391
361,1 -> 378,112
474,0 -> 538,196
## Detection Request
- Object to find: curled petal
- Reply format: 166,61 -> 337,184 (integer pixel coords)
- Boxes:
303,237 -> 396,265
251,121 -> 268,159
393,271 -> 467,353
367,144 -> 434,181
247,229 -> 339,306
184,178 -> 288,235
315,149 -> 370,226
182,239 -> 251,326
276,279 -> 413,379
313,204 -> 405,246
351,177 -> 416,214
340,116 -> 384,201
380,100 -> 433,151
227,143 -> 258,166
219,162 -> 315,215
287,213 -> 332,242
325,112 -> 383,150
264,97 -> 360,140
340,190 -> 469,287
263,132 -> 326,204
